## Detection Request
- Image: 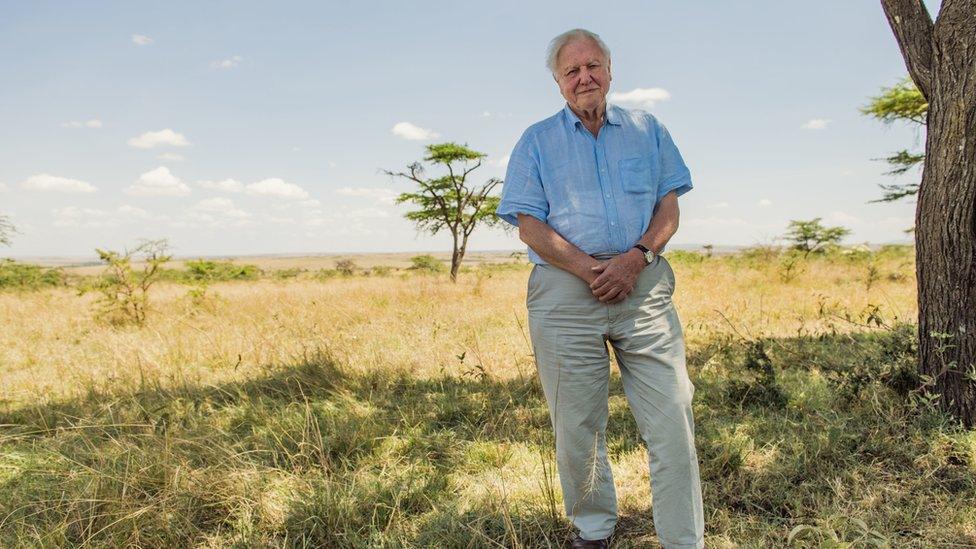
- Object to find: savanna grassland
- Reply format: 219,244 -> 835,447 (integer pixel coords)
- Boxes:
1,246 -> 975,548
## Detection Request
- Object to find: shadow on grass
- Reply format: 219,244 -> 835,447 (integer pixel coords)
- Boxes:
0,327 -> 974,547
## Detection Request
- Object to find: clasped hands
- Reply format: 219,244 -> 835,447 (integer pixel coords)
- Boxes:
587,249 -> 646,304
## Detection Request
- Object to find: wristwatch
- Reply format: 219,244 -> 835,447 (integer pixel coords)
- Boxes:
632,244 -> 655,265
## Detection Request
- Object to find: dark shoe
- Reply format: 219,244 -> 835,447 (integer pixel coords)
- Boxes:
571,533 -> 609,548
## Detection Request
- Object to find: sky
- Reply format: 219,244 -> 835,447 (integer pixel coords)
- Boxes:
0,1 -> 933,259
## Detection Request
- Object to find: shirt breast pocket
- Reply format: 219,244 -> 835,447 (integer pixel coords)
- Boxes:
618,156 -> 658,195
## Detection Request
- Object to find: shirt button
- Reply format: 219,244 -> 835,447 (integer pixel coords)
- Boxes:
604,193 -> 610,198
610,221 -> 616,226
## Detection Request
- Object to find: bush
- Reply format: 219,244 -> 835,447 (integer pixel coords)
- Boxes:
184,260 -> 261,282
90,239 -> 171,326
370,265 -> 394,277
0,260 -> 67,290
335,259 -> 358,276
664,250 -> 705,265
409,255 -> 446,273
272,268 -> 305,280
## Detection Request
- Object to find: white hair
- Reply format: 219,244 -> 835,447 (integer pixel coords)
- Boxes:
545,29 -> 611,75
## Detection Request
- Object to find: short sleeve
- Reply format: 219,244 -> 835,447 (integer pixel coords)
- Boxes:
496,131 -> 549,227
652,117 -> 693,203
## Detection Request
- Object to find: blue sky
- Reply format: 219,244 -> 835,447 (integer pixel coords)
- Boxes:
0,1 -> 930,258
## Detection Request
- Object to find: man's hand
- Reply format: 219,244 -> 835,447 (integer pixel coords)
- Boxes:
589,249 -> 646,303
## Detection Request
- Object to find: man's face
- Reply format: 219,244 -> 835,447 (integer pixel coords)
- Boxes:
554,38 -> 612,113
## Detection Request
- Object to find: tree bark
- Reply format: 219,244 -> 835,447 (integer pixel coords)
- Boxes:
881,0 -> 976,426
450,230 -> 461,282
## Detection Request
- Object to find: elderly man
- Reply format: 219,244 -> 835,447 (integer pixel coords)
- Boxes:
496,29 -> 704,549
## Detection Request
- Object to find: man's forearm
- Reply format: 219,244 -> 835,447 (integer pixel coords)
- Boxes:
517,214 -> 601,282
633,191 -> 680,255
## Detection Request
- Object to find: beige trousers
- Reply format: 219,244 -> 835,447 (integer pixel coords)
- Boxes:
526,254 -> 704,548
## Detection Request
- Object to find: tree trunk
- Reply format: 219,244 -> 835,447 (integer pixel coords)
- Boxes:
450,231 -> 462,283
882,0 -> 976,426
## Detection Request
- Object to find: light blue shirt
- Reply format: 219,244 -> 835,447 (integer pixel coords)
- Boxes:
497,103 -> 693,265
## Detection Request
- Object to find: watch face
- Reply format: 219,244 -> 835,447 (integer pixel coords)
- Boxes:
644,251 -> 654,264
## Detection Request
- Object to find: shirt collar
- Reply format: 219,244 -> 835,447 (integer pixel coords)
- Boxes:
563,102 -> 621,132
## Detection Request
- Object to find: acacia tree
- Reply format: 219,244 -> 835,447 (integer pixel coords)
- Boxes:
881,0 -> 976,426
386,143 -> 502,282
782,218 -> 851,256
861,77 -> 928,202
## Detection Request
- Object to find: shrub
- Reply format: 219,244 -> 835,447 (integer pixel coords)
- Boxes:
370,265 -> 394,277
0,260 -> 67,290
272,268 -> 305,280
90,239 -> 171,326
665,250 -> 705,265
724,339 -> 788,409
184,260 -> 261,282
409,255 -> 446,273
335,259 -> 358,276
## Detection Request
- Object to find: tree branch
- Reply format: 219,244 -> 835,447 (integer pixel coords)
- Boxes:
880,0 -> 935,98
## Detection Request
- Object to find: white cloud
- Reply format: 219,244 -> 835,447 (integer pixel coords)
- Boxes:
328,161 -> 337,168
198,178 -> 244,193
52,206 -> 114,227
244,178 -> 309,200
489,154 -> 510,168
801,118 -> 830,130
127,129 -> 190,149
212,55 -> 243,69
481,111 -> 492,118
117,205 -> 150,219
158,152 -> 186,162
62,119 -> 102,129
391,122 -> 439,141
21,173 -> 98,193
0,182 -> 7,192
609,87 -> 672,109
132,34 -> 153,46
116,204 -> 169,222
827,211 -> 862,225
757,198 -> 772,207
335,186 -> 398,204
708,202 -> 730,209
188,197 -> 251,226
193,197 -> 250,218
345,208 -> 390,219
265,215 -> 296,224
126,166 -> 191,196
296,198 -> 321,208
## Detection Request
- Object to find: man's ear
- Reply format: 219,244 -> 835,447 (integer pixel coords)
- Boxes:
607,59 -> 612,81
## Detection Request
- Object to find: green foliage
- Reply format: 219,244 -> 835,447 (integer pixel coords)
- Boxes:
272,268 -> 305,280
778,250 -> 805,283
386,142 -> 504,281
783,218 -> 851,255
91,239 -> 171,326
723,339 -> 788,409
0,214 -> 15,247
664,250 -> 706,266
369,265 -> 394,277
315,268 -> 342,280
183,260 -> 261,282
862,77 -> 927,202
861,77 -> 928,124
409,254 -> 446,273
0,259 -> 67,290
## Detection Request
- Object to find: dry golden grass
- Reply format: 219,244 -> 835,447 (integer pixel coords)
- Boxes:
1,246 -> 974,547
1,250 -> 916,406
